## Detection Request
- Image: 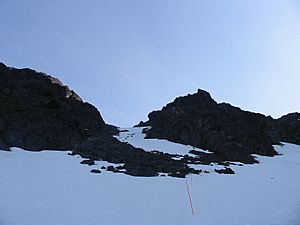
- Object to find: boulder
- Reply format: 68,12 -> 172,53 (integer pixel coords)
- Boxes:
80,159 -> 95,166
90,169 -> 101,174
215,167 -> 235,174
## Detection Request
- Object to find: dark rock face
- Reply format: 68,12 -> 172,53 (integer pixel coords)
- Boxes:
0,62 -> 196,177
0,62 -> 108,150
0,136 -> 9,151
276,113 -> 300,145
139,89 -> 299,163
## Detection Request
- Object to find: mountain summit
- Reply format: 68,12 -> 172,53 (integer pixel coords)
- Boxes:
137,89 -> 300,163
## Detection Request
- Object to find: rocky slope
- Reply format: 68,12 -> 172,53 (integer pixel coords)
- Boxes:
137,89 -> 300,164
276,112 -> 300,145
0,62 -> 195,177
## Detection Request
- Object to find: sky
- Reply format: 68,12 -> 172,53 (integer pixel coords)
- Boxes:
0,0 -> 300,127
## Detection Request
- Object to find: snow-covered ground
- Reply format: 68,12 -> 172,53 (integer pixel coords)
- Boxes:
1,128 -> 300,225
116,127 -> 212,155
115,127 -> 240,172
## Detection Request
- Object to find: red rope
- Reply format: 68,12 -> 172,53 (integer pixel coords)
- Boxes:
185,181 -> 195,215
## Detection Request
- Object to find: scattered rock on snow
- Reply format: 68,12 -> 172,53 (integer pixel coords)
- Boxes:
214,167 -> 235,174
90,169 -> 101,174
107,166 -> 116,172
80,159 -> 95,166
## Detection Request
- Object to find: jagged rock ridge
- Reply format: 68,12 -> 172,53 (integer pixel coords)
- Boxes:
0,62 -> 196,177
137,89 -> 300,163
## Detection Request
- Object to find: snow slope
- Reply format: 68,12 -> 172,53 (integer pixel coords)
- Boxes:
116,127 -> 212,155
0,128 -> 300,225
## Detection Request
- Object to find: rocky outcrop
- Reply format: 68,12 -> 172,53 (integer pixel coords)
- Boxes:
138,89 -> 299,163
276,113 -> 300,145
0,62 -> 109,150
0,62 -> 196,177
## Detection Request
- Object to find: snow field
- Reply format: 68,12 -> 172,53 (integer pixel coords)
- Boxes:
0,128 -> 300,225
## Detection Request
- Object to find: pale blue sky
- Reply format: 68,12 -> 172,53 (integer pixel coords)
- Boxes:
1,0 -> 300,126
